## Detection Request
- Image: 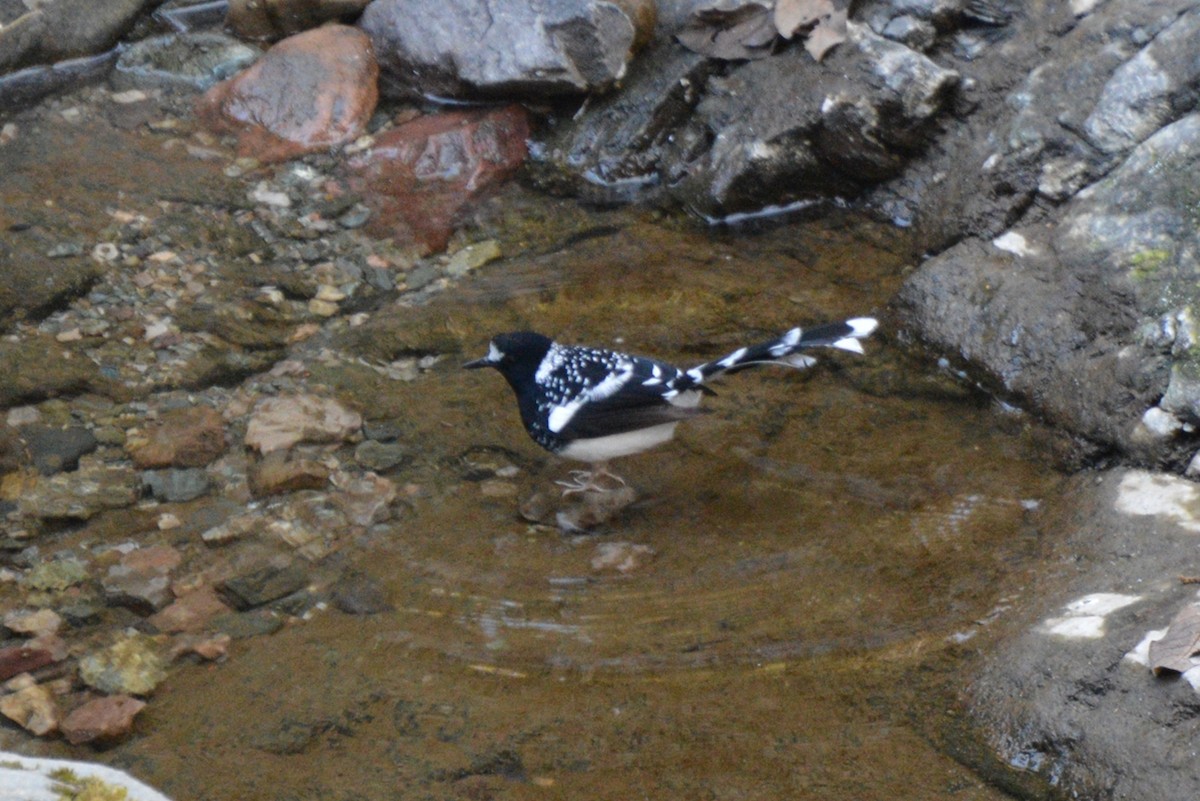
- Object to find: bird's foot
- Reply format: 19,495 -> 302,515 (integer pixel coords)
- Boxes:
556,467 -> 627,496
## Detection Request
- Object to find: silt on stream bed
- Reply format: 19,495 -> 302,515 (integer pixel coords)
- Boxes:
0,101 -> 1066,800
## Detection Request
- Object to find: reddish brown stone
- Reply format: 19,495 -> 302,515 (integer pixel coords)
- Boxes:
248,451 -> 331,497
227,0 -> 372,41
149,586 -> 232,633
196,25 -> 379,164
0,635 -> 68,681
123,544 -> 184,574
342,105 -> 530,253
61,694 -> 146,745
127,405 -> 227,469
169,632 -> 231,662
0,422 -> 29,472
102,544 -> 184,613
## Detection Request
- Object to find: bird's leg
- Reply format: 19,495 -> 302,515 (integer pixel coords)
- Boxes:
591,463 -> 627,489
555,463 -> 627,495
555,470 -> 594,494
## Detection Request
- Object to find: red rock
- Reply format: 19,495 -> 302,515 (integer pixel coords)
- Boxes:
127,405 -> 227,469
342,105 -> 530,253
169,632 -> 231,662
121,544 -> 184,574
196,25 -> 379,163
0,635 -> 68,681
227,0 -> 372,41
148,587 -> 232,633
61,695 -> 146,745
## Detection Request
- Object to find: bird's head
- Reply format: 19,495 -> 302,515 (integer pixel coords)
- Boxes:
463,331 -> 553,377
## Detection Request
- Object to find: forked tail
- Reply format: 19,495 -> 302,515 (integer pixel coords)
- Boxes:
684,317 -> 878,385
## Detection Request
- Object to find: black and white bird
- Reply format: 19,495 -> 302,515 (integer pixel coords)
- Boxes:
464,318 -> 878,491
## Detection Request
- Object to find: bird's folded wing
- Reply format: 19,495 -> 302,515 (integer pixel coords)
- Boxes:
555,387 -> 706,440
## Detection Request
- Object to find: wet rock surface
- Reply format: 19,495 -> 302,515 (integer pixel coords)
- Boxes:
4,1 -> 1200,799
360,0 -> 654,99
899,110 -> 1200,466
227,0 -> 373,42
195,24 -> 378,163
126,405 -> 226,469
341,104 -> 531,253
60,693 -> 147,745
0,0 -> 154,73
111,32 -> 263,93
955,469 -> 1200,801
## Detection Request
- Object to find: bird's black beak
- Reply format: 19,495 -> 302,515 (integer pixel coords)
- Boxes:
463,356 -> 493,369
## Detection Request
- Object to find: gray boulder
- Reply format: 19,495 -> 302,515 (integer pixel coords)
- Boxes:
537,22 -> 958,215
359,0 -> 655,99
532,42 -> 715,203
683,22 -> 959,216
861,0 -> 1200,250
0,0 -> 155,73
898,111 -> 1200,465
1083,6 -> 1200,156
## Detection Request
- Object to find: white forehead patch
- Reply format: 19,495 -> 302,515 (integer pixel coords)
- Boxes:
487,341 -> 504,362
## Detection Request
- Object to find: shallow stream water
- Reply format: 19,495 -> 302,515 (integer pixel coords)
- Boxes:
2,105 -> 1066,800
126,215 -> 1063,800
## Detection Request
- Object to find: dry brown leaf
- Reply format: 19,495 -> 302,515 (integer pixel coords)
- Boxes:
774,0 -> 834,39
676,0 -> 778,61
804,8 -> 847,61
1149,603 -> 1200,676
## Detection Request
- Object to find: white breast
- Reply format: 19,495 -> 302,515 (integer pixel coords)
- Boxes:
557,423 -> 683,463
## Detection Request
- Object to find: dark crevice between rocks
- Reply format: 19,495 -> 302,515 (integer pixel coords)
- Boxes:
172,347 -> 287,392
434,748 -> 527,783
0,269 -> 104,334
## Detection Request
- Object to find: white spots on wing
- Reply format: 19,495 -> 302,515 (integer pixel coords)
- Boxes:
547,400 -> 584,433
590,361 -> 634,401
643,364 -> 665,386
541,352 -> 635,433
534,344 -> 564,382
686,366 -> 704,382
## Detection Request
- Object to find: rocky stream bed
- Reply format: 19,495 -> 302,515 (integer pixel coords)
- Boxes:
2,1 -> 1200,800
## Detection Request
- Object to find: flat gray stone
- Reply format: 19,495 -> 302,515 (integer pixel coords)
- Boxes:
960,468 -> 1200,801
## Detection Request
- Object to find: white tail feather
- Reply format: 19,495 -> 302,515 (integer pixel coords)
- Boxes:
831,337 -> 865,354
846,317 -> 879,337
